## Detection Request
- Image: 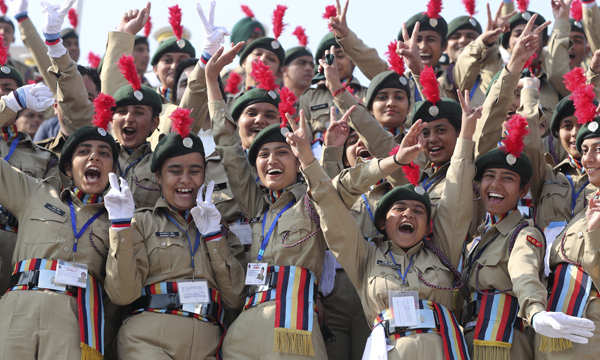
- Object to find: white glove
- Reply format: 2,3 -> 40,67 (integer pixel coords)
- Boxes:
9,0 -> 28,14
3,83 -> 54,112
104,173 -> 135,227
196,0 -> 229,56
532,311 -> 596,344
41,0 -> 75,35
190,181 -> 222,235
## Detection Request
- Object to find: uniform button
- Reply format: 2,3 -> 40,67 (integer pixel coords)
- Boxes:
161,241 -> 167,246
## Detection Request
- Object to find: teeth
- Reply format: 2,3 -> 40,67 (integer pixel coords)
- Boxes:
488,192 -> 504,199
430,147 -> 441,152
267,169 -> 283,175
176,188 -> 192,193
399,222 -> 415,232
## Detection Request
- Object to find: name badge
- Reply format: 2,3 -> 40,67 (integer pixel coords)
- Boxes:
54,261 -> 87,288
229,222 -> 253,245
37,269 -> 66,291
178,280 -> 210,304
156,231 -> 179,238
245,262 -> 268,285
310,103 -> 328,111
389,290 -> 419,328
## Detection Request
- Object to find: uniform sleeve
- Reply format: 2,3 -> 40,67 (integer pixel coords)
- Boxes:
583,1 -> 600,52
335,28 -> 388,80
331,158 -> 385,208
474,67 -> 520,157
0,99 -> 18,127
205,230 -> 245,309
178,62 -> 210,133
507,226 -> 547,324
333,90 -> 397,158
0,158 -> 39,221
586,66 -> 600,99
104,216 -> 149,305
18,17 -> 56,94
454,37 -> 500,93
432,137 -> 475,267
211,100 -> 266,218
302,159 -> 373,291
320,145 -> 344,179
544,18 -> 570,97
49,53 -> 94,135
100,32 -> 134,96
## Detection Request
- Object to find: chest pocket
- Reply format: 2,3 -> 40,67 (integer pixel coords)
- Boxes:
147,233 -> 189,273
130,167 -> 161,208
414,260 -> 455,290
276,203 -> 316,251
309,104 -> 333,134
25,204 -> 68,244
368,268 -> 402,307
559,232 -> 585,265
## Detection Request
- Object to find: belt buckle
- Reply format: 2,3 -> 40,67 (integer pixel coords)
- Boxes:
18,270 -> 38,287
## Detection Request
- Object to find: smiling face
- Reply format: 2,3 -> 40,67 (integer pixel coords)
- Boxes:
255,142 -> 299,191
371,88 -> 409,130
238,102 -> 280,149
112,104 -> 158,150
344,131 -> 372,167
384,200 -> 429,249
153,52 -> 192,89
480,168 -> 527,216
581,138 -> 600,186
157,152 -> 205,211
446,29 -> 479,62
415,30 -> 445,68
559,115 -> 582,159
66,140 -> 114,195
420,118 -> 458,165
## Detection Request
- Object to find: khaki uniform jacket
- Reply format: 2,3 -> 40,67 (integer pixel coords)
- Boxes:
117,142 -> 160,209
18,16 -> 55,94
298,79 -> 367,139
304,137 -> 475,324
464,210 -> 547,325
105,198 -> 245,309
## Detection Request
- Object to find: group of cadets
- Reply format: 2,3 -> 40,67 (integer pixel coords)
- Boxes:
1,0 -> 600,359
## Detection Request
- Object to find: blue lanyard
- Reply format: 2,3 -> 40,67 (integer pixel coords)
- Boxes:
414,85 -> 422,102
388,252 -> 415,285
166,214 -> 201,269
362,194 -> 374,222
118,151 -> 150,178
419,173 -> 441,192
258,200 -> 295,260
3,137 -> 19,161
566,175 -> 589,216
469,77 -> 481,100
68,200 -> 104,252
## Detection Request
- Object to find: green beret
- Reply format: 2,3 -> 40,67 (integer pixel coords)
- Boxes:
0,16 -> 14,32
365,71 -> 411,110
447,16 -> 482,39
151,36 -> 196,66
151,133 -> 205,172
550,97 -> 576,137
59,125 -> 119,174
231,17 -> 265,45
576,119 -> 600,153
570,19 -> 585,34
113,84 -> 163,117
374,184 -> 432,229
501,11 -> 548,49
0,64 -> 23,87
315,32 -> 338,63
248,123 -> 289,167
474,148 -> 532,185
411,98 -> 462,132
230,88 -> 280,122
239,37 -> 285,66
284,46 -> 313,66
60,28 -> 78,40
400,13 -> 448,45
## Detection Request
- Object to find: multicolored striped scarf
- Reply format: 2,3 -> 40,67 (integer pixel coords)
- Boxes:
540,263 -> 593,352
568,155 -> 583,172
483,210 -> 513,233
9,258 -> 104,360
374,300 -> 470,360
0,124 -> 18,141
268,190 -> 284,203
244,265 -> 317,356
472,291 -> 520,360
72,187 -> 103,204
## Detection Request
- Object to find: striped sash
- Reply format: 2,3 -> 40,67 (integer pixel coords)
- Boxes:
374,300 -> 470,360
540,263 -> 593,352
244,265 -> 316,356
9,258 -> 104,360
472,291 -> 520,360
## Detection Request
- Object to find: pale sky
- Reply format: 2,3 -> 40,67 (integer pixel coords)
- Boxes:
16,0 -> 554,84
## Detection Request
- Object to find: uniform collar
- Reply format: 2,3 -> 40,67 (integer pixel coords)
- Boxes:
61,186 -> 106,207
422,161 -> 450,179
493,210 -> 523,236
120,141 -> 152,160
387,238 -> 425,257
152,197 -> 194,224
265,182 -> 306,207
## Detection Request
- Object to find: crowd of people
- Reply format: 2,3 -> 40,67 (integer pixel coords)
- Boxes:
0,0 -> 599,359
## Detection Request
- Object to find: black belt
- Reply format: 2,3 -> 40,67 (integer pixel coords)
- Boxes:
7,270 -> 79,293
132,293 -> 220,320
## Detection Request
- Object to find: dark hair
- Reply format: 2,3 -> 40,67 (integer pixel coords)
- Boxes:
77,65 -> 101,94
171,58 -> 198,103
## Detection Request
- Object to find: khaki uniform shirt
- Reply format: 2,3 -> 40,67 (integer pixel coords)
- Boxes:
117,143 -> 160,209
105,198 -> 245,309
464,211 -> 547,324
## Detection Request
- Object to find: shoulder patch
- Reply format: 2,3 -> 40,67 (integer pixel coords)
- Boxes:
526,235 -> 543,248
44,203 -> 65,216
310,103 -> 328,111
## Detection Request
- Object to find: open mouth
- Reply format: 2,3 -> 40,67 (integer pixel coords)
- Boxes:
122,127 -> 136,137
487,192 -> 505,204
428,146 -> 442,156
398,222 -> 415,234
267,168 -> 283,176
420,54 -> 432,63
357,148 -> 371,159
176,188 -> 193,194
84,166 -> 101,182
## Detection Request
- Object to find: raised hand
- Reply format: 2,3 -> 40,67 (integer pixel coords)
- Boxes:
286,109 -> 316,168
41,0 -> 75,35
586,193 -> 600,231
397,21 -> 424,75
3,83 -> 54,113
104,173 -> 135,226
551,0 -> 573,20
482,2 -> 516,46
457,89 -> 482,140
8,0 -> 28,14
320,46 -> 343,93
394,119 -> 424,165
324,106 -> 352,147
328,0 -> 350,38
590,50 -> 600,74
191,181 -> 222,235
197,0 -> 230,56
117,2 -> 151,35
205,42 -> 245,81
507,14 -> 551,73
